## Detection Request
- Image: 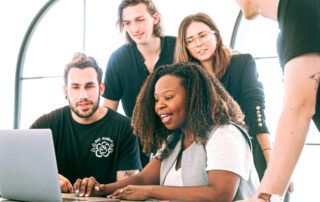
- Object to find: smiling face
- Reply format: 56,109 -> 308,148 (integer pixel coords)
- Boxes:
154,75 -> 187,131
185,21 -> 217,64
64,67 -> 103,120
122,3 -> 159,45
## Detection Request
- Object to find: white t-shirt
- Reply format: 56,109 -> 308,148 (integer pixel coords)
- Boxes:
163,124 -> 253,185
163,160 -> 184,186
205,124 -> 252,181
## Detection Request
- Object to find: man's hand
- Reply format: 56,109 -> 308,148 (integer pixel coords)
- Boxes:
59,174 -> 73,193
74,177 -> 105,197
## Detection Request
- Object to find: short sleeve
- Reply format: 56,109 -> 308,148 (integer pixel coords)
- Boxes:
117,127 -> 142,171
103,51 -> 123,101
205,125 -> 253,181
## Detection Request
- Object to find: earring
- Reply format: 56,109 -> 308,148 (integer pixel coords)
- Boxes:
65,96 -> 67,100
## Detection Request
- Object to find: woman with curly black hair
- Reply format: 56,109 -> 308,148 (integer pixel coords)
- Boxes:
74,62 -> 259,201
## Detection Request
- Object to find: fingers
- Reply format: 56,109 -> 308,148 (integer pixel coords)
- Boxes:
108,187 -> 131,199
85,177 -> 97,197
75,177 -> 98,197
59,174 -> 73,193
79,177 -> 90,197
73,178 -> 82,194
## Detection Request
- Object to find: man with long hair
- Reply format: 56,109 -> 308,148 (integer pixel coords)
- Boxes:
102,0 -> 176,167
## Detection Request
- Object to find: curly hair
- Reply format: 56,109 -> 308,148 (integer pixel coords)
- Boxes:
131,62 -> 246,157
174,12 -> 233,79
117,0 -> 163,44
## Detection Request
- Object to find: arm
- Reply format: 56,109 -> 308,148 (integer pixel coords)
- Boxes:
110,125 -> 250,201
116,170 -> 139,181
103,98 -> 119,111
251,53 -> 320,199
256,133 -> 272,163
239,55 -> 270,137
110,170 -> 240,201
74,158 -> 161,197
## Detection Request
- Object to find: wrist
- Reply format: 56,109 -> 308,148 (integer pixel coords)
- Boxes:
258,192 -> 283,202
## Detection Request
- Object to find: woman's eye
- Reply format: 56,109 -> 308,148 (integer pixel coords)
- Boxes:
186,39 -> 193,44
200,33 -> 207,38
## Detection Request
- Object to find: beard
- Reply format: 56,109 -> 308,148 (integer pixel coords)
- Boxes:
69,96 -> 100,119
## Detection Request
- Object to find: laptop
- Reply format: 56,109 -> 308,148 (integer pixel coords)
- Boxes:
0,129 -> 119,202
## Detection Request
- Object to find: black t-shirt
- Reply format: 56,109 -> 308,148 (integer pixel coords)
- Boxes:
103,36 -> 176,118
277,0 -> 320,130
30,106 -> 141,184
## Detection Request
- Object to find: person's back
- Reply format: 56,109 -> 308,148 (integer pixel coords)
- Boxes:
102,0 -> 176,167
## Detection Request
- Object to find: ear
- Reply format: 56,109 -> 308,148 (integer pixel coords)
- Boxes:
99,82 -> 105,96
63,85 -> 68,97
153,12 -> 160,25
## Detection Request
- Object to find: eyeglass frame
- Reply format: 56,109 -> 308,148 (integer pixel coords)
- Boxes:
185,30 -> 217,48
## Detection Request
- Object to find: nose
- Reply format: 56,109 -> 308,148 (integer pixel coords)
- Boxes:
195,37 -> 203,47
79,88 -> 88,99
155,99 -> 166,112
131,22 -> 140,33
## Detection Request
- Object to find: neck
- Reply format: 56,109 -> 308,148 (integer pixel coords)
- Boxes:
136,36 -> 161,59
201,60 -> 215,76
71,106 -> 108,124
258,0 -> 280,20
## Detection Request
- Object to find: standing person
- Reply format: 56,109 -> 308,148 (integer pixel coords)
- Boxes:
73,63 -> 259,201
174,12 -> 272,181
31,53 -> 141,195
233,0 -> 320,201
103,0 -> 176,167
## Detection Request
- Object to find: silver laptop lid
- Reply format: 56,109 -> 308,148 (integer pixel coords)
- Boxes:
0,129 -> 62,202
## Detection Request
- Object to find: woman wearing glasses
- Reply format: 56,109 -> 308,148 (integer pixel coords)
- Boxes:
174,12 -> 272,181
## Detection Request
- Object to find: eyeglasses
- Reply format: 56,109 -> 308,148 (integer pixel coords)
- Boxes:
185,31 -> 216,48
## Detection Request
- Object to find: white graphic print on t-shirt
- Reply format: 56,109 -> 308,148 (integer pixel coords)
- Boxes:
91,137 -> 114,158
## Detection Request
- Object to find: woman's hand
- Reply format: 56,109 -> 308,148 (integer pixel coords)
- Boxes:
74,177 -> 105,197
108,185 -> 152,200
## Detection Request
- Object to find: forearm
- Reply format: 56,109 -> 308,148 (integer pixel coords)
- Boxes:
148,185 -> 231,202
256,133 -> 272,163
258,107 -> 312,195
102,174 -> 146,195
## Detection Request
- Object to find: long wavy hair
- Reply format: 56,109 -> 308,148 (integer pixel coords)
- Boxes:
131,62 -> 245,157
117,0 -> 163,44
174,12 -> 233,79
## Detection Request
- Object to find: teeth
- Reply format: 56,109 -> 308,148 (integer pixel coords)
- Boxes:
160,114 -> 168,118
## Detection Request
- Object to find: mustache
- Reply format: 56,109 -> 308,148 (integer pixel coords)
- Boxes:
75,99 -> 93,106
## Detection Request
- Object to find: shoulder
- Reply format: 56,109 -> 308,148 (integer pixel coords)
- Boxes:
31,106 -> 68,128
161,36 -> 177,50
229,53 -> 256,73
230,53 -> 254,64
105,108 -> 132,129
206,124 -> 253,180
206,124 -> 250,151
109,44 -> 135,62
106,108 -> 131,123
163,35 -> 176,43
